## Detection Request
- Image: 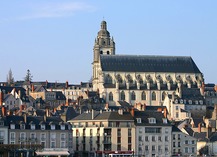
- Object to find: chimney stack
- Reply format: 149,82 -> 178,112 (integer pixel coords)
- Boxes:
65,81 -> 69,89
198,123 -> 201,133
0,90 -> 3,106
1,106 -> 7,117
31,84 -> 34,92
130,107 -> 135,117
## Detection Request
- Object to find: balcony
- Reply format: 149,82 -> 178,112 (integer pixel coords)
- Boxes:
29,137 -> 37,142
18,137 -> 27,142
61,137 -> 66,141
103,140 -> 111,144
41,137 -> 46,141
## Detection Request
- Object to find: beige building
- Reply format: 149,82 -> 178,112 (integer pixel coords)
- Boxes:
5,115 -> 73,157
92,21 -> 204,107
68,110 -> 135,157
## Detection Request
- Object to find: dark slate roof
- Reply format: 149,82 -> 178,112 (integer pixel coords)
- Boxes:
181,88 -> 204,100
193,132 -> 208,142
183,127 -> 194,136
210,132 -> 217,142
172,125 -> 182,132
70,111 -> 134,121
100,55 -> 201,73
134,110 -> 171,126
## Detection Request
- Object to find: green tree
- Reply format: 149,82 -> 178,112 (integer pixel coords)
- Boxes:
24,69 -> 33,82
6,69 -> 14,86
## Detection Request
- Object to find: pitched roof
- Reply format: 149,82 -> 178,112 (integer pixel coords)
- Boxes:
70,110 -> 134,121
100,55 -> 201,73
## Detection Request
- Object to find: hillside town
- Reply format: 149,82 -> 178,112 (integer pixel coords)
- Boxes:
1,21 -> 217,157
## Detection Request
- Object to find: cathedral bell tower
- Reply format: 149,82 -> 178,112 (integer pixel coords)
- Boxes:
92,21 -> 115,91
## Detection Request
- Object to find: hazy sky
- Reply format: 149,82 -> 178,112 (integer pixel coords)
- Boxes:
0,1 -> 217,84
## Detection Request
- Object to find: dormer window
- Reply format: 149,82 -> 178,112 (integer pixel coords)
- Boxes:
175,99 -> 178,104
10,124 -> 15,129
0,121 -> 4,126
180,99 -> 183,104
41,124 -> 45,130
199,100 -> 203,105
61,124 -> 65,130
195,100 -> 198,105
189,100 -> 192,104
20,124 -> 25,129
148,118 -> 156,124
31,124 -> 35,130
136,118 -> 141,123
51,124 -> 55,130
162,118 -> 168,124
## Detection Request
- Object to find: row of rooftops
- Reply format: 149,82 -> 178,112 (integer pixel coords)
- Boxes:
0,114 -> 71,130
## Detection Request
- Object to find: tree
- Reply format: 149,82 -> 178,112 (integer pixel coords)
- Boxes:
6,69 -> 14,86
24,69 -> 33,82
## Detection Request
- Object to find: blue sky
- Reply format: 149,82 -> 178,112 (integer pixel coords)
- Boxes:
0,1 -> 217,84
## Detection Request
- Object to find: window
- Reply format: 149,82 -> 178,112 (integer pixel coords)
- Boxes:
152,92 -> 156,101
105,75 -> 112,84
145,128 -> 161,133
176,112 -> 179,118
61,124 -> 65,130
51,133 -> 56,141
20,124 -> 25,129
31,124 -> 35,130
152,136 -> 155,142
41,124 -> 45,130
10,132 -> 15,141
148,118 -> 156,124
145,136 -> 149,142
185,140 -> 188,144
0,131 -> 4,140
152,145 -> 155,151
51,124 -> 55,130
162,92 -> 166,101
165,128 -> 169,134
185,147 -> 188,153
165,136 -> 169,142
131,91 -> 136,100
51,141 -> 56,148
192,147 -> 195,153
120,91 -> 125,100
137,118 -> 141,123
41,133 -> 46,141
109,92 -> 113,101
175,106 -> 179,110
141,91 -> 146,100
158,136 -> 161,141
192,140 -> 195,144
61,141 -> 65,148
145,146 -> 149,151
60,133 -> 66,141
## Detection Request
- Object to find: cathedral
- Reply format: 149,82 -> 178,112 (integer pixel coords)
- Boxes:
92,20 -> 204,106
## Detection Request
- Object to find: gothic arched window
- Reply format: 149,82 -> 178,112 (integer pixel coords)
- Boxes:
152,92 -> 156,101
120,91 -> 125,101
131,91 -> 136,100
105,75 -> 112,84
162,92 -> 166,101
141,91 -> 146,100
109,92 -> 113,101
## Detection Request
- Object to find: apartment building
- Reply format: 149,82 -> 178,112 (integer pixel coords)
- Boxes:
4,114 -> 73,157
68,109 -> 135,157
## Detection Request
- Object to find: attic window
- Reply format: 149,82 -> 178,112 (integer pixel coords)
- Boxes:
41,124 -> 45,130
189,100 -> 192,104
148,118 -> 156,124
0,121 -> 4,126
199,100 -> 203,105
51,124 -> 55,130
20,124 -> 25,130
162,118 -> 168,124
31,124 -> 35,130
10,124 -> 15,129
136,118 -> 141,123
61,124 -> 65,130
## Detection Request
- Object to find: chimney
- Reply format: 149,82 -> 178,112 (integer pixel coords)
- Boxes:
26,88 -> 29,96
105,103 -> 109,110
118,108 -> 123,115
65,81 -> 69,89
130,107 -> 135,117
46,107 -> 50,117
31,84 -> 34,92
200,82 -> 205,96
92,109 -> 95,119
1,106 -> 7,117
214,85 -> 217,92
18,90 -> 21,98
0,90 -> 3,106
24,113 -> 27,123
163,108 -> 167,118
198,123 -> 201,133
